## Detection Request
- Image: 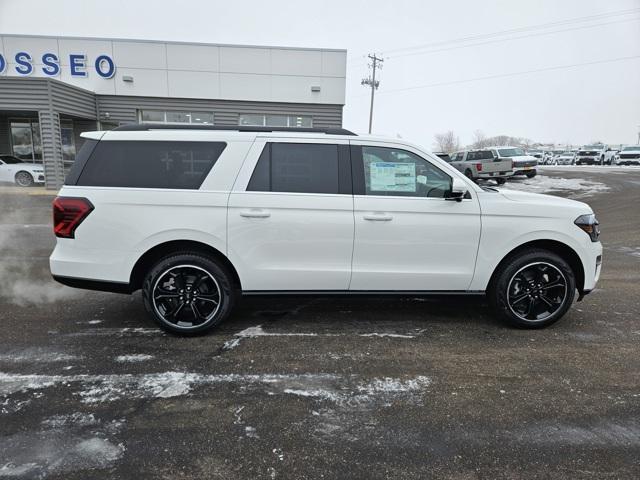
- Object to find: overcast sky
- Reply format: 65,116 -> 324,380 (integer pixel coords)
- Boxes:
1,0 -> 638,147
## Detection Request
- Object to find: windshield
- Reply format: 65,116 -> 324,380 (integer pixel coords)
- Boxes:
553,150 -> 564,154
561,151 -> 573,155
622,146 -> 639,151
0,156 -> 24,164
582,145 -> 601,150
497,148 -> 525,157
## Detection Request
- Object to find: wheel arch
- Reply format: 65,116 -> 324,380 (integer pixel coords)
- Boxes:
487,239 -> 585,295
129,240 -> 242,292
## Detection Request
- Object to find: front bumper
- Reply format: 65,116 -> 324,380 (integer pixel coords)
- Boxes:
576,157 -> 599,165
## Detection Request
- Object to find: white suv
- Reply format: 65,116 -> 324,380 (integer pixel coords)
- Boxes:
50,125 -> 602,334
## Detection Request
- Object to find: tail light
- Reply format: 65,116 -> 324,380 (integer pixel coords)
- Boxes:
53,197 -> 94,238
475,163 -> 483,172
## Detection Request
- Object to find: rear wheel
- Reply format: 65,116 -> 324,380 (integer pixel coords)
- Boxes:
488,249 -> 576,328
142,252 -> 237,335
15,171 -> 34,187
495,177 -> 506,185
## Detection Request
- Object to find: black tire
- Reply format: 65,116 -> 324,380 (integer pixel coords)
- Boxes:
15,171 -> 34,187
495,177 -> 506,185
525,170 -> 537,178
142,252 -> 237,335
488,248 -> 576,329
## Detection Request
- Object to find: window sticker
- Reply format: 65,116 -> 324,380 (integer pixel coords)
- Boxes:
369,162 -> 416,192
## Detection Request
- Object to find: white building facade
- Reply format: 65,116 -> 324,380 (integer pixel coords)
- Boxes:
0,35 -> 347,187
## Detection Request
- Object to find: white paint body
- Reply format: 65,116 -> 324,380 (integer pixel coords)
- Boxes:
50,131 -> 602,294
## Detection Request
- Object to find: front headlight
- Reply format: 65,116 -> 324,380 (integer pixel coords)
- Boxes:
575,214 -> 600,242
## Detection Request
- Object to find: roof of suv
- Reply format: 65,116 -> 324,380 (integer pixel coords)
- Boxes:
113,124 -> 357,136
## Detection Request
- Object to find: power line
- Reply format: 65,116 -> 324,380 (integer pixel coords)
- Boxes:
386,16 -> 640,60
361,54 -> 384,133
379,7 -> 640,56
369,55 -> 640,96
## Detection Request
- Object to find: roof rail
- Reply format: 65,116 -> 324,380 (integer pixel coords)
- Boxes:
113,124 -> 357,136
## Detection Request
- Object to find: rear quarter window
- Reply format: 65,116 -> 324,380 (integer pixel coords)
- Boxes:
75,140 -> 226,189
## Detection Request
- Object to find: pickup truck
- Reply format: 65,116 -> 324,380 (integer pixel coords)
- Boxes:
614,145 -> 640,165
486,146 -> 538,177
576,144 -> 607,165
448,150 -> 513,184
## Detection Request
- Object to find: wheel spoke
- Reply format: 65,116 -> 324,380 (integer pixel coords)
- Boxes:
190,303 -> 203,321
155,293 -> 180,300
510,293 -> 529,306
197,296 -> 218,305
167,302 -> 185,318
539,294 -> 556,308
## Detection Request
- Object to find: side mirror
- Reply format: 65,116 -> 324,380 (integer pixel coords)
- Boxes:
446,178 -> 468,202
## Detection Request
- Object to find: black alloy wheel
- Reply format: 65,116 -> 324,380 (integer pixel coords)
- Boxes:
142,253 -> 236,335
488,248 -> 576,328
507,262 -> 567,322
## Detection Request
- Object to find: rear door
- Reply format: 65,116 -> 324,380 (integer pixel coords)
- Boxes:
227,138 -> 354,291
349,142 -> 481,291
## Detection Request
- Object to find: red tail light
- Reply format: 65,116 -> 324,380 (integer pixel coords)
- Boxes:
53,197 -> 94,238
475,163 -> 483,172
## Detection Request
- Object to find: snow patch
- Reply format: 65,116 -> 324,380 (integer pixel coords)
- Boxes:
499,175 -> 609,198
114,354 -> 154,363
0,348 -> 81,363
237,325 -> 318,337
359,333 -> 415,339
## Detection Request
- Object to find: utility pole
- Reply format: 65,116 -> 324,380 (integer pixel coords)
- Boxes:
361,54 -> 383,134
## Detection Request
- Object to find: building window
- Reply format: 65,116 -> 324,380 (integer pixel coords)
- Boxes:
61,120 -> 76,166
10,120 -> 43,162
239,114 -> 313,128
139,110 -> 214,125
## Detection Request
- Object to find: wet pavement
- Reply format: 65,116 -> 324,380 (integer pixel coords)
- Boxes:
0,168 -> 639,479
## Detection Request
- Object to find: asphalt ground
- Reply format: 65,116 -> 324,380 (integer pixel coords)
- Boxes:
0,167 -> 639,479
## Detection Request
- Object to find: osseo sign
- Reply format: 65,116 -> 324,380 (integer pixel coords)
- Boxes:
0,51 -> 116,78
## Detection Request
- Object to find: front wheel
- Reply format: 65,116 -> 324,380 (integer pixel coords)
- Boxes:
525,170 -> 537,178
495,177 -> 506,185
488,249 -> 576,328
142,252 -> 237,335
15,171 -> 34,187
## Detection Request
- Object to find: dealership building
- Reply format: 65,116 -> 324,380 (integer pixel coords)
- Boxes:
0,35 -> 347,188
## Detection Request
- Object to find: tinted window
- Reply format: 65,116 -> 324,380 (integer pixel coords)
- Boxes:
76,141 -> 225,189
65,139 -> 97,185
360,146 -> 451,198
247,143 -> 340,194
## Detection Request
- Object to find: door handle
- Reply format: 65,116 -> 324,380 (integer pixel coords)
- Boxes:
363,213 -> 393,221
240,210 -> 271,218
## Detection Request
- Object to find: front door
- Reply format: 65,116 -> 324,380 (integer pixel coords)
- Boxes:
350,143 -> 481,291
227,139 -> 354,291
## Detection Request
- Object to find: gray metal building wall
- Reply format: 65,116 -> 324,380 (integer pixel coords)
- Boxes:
96,95 -> 343,128
0,116 -> 9,153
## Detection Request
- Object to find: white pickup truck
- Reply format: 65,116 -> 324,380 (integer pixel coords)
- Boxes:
487,146 -> 538,178
448,150 -> 513,184
576,144 -> 608,165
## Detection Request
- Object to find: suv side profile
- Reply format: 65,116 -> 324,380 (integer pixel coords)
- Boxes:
51,125 -> 602,335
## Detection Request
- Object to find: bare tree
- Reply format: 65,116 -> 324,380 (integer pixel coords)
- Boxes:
433,131 -> 460,153
471,130 -> 488,149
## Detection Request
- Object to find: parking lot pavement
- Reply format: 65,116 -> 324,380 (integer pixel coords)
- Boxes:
1,168 -> 639,479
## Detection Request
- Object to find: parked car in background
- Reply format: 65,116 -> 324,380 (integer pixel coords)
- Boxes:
527,150 -> 544,161
449,150 -> 513,184
50,124 -> 602,333
543,150 -> 565,165
603,147 -> 619,165
614,145 -> 640,165
576,144 -> 607,165
553,151 -> 577,165
0,154 -> 45,187
488,146 -> 537,177
434,152 -> 452,162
